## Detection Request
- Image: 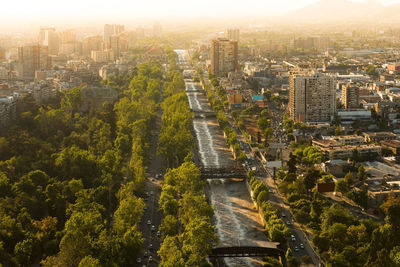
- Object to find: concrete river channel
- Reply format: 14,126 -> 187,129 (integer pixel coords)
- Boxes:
175,50 -> 269,267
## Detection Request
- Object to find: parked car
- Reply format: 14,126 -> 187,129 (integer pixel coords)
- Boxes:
136,257 -> 141,263
157,231 -> 161,237
300,243 -> 304,249
147,220 -> 151,225
151,225 -> 155,231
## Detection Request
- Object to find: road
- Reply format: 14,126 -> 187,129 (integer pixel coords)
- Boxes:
137,94 -> 165,267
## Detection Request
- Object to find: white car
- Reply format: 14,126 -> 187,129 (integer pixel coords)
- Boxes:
151,225 -> 155,231
147,220 -> 151,225
136,257 -> 141,263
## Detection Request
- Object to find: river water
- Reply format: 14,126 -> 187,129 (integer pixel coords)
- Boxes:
175,50 -> 266,267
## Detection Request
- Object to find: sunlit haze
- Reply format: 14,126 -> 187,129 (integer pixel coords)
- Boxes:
2,0 -> 400,31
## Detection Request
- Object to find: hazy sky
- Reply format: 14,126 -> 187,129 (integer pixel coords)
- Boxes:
2,0 -> 400,30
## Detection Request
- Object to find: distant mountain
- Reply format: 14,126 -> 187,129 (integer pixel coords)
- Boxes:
286,0 -> 385,23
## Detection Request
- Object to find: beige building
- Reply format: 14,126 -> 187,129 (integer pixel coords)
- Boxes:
289,72 -> 336,123
342,84 -> 359,109
17,44 -> 51,79
104,24 -> 124,44
364,132 -> 397,143
227,28 -> 240,42
313,139 -> 381,160
109,35 -> 120,58
91,49 -> 115,63
332,135 -> 365,146
82,35 -> 103,56
210,38 -> 238,75
39,27 -> 59,55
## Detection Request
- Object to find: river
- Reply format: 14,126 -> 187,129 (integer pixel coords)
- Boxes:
176,49 -> 266,267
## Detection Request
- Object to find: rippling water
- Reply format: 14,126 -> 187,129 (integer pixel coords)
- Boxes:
176,50 -> 264,267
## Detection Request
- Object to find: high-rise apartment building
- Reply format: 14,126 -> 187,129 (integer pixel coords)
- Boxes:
227,28 -> 240,42
39,27 -> 59,55
210,38 -> 238,75
104,24 -> 125,44
17,44 -> 51,79
289,72 -> 336,123
82,36 -> 103,56
109,35 -> 120,57
59,29 -> 78,55
342,84 -> 359,109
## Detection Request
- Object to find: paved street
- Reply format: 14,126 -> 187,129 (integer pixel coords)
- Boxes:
137,98 -> 165,267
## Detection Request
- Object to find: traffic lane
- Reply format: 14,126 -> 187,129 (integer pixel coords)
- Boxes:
144,178 -> 162,266
138,170 -> 162,257
262,175 -> 319,266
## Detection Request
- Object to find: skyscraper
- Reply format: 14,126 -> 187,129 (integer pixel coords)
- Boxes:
104,24 -> 115,44
82,35 -> 103,56
342,84 -> 359,109
39,27 -> 59,55
104,24 -> 125,44
109,35 -> 120,57
227,28 -> 240,42
17,44 -> 51,79
289,72 -> 336,123
210,38 -> 238,75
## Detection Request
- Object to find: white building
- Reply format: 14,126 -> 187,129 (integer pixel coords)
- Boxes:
289,72 -> 336,123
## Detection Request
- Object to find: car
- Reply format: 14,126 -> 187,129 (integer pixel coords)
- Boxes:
157,231 -> 161,237
300,243 -> 304,249
281,212 -> 286,217
151,225 -> 156,231
149,256 -> 153,262
144,206 -> 147,211
137,257 -> 141,263
144,251 -> 148,258
294,246 -> 299,252
291,235 -> 296,241
149,243 -> 153,250
150,191 -> 154,195
155,174 -> 160,179
287,221 -> 291,226
147,220 -> 151,225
